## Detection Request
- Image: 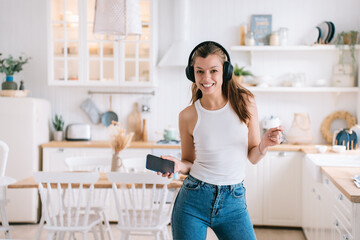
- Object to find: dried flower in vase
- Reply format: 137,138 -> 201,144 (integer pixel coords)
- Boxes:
108,121 -> 134,171
108,120 -> 134,154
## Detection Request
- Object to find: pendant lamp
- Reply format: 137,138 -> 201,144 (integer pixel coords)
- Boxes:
93,0 -> 142,36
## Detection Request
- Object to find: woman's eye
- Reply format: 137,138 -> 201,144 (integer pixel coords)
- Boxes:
211,69 -> 218,73
196,70 -> 203,74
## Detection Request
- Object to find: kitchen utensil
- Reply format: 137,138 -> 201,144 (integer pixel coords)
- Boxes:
127,102 -> 142,141
142,118 -> 148,142
315,145 -> 328,153
101,96 -> 118,127
80,98 -> 101,124
331,145 -> 346,153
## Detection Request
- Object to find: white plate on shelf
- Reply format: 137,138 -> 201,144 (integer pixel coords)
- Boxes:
317,21 -> 329,44
303,27 -> 321,45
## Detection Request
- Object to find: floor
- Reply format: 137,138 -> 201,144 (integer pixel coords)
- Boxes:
4,224 -> 306,240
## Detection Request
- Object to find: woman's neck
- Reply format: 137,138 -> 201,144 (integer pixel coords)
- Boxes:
200,94 -> 227,110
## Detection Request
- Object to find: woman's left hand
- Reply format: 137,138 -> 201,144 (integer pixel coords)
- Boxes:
262,126 -> 284,148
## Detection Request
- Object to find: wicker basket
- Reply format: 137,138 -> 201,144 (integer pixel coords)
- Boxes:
0,90 -> 29,97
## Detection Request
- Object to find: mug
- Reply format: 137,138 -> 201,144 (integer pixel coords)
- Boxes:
163,129 -> 177,141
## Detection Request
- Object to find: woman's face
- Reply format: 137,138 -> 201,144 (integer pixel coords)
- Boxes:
193,54 -> 223,96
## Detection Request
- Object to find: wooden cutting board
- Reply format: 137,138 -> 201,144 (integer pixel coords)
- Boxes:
128,102 -> 142,141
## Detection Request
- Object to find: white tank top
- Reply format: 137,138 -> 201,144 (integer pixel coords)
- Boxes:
189,99 -> 249,185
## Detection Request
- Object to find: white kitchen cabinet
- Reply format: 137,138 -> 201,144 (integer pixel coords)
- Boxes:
47,0 -> 156,87
244,160 -> 263,225
263,151 -> 302,226
245,151 -> 302,226
303,159 -> 360,240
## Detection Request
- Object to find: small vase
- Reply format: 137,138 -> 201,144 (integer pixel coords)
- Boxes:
2,76 -> 17,90
111,153 -> 123,172
53,131 -> 64,141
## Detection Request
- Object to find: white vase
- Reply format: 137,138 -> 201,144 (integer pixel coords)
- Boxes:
54,131 -> 64,141
111,153 -> 123,172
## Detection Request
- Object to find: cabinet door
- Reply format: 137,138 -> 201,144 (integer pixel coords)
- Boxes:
244,159 -> 264,225
48,0 -> 154,87
263,151 -> 302,226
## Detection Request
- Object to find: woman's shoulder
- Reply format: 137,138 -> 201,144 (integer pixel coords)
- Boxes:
179,104 -> 197,122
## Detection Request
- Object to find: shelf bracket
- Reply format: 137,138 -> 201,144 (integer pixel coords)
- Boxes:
88,90 -> 155,96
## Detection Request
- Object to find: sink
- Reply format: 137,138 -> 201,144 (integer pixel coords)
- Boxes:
305,153 -> 360,182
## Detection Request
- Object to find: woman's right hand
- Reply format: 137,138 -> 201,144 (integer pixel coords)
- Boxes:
157,155 -> 184,179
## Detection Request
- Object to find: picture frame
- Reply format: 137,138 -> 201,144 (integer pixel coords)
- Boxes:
251,15 -> 272,46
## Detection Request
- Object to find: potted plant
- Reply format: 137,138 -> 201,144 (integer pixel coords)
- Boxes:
233,64 -> 254,84
0,53 -> 31,90
335,31 -> 358,67
52,114 -> 65,141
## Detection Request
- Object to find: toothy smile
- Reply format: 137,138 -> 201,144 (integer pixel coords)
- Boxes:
201,83 -> 214,88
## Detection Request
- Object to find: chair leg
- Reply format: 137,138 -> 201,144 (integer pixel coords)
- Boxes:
92,227 -> 99,240
0,205 -> 11,239
102,212 -> 113,240
36,214 -> 45,240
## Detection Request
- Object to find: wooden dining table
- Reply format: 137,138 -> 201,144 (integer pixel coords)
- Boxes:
8,172 -> 185,189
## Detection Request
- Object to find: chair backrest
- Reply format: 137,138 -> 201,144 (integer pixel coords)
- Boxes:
107,172 -> 174,229
65,156 -> 112,172
34,172 -> 100,230
0,140 -> 9,177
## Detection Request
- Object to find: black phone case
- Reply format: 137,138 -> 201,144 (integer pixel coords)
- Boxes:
146,154 -> 175,174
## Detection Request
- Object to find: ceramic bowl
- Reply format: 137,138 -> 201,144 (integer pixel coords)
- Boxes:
332,145 -> 346,153
315,145 -> 328,153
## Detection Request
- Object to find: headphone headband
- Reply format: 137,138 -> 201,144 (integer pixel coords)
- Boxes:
185,41 -> 233,82
187,41 -> 232,67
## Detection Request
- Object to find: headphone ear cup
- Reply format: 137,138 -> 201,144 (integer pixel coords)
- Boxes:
185,66 -> 195,82
223,62 -> 233,82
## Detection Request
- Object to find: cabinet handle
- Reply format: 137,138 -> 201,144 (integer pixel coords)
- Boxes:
334,220 -> 339,227
325,179 -> 329,184
278,151 -> 286,157
57,148 -> 64,152
317,195 -> 321,200
338,194 -> 343,200
312,188 -> 316,193
343,234 -> 349,240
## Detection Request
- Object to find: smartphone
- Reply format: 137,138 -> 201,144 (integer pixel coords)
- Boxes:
146,154 -> 175,174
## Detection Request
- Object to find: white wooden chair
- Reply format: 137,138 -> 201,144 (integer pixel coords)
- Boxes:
107,172 -> 177,240
34,171 -> 104,240
64,156 -> 113,240
0,140 -> 16,239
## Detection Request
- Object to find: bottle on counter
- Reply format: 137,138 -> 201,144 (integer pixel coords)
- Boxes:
239,23 -> 248,46
270,31 -> 280,46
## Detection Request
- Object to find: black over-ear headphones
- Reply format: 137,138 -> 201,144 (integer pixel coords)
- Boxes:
185,41 -> 233,83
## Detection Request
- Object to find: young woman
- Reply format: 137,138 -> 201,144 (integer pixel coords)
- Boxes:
160,41 -> 283,240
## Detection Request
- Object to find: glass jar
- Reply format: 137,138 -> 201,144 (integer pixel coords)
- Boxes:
279,28 -> 288,46
270,31 -> 280,46
245,32 -> 256,46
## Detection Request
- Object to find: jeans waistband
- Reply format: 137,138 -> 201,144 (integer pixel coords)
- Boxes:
187,174 -> 244,191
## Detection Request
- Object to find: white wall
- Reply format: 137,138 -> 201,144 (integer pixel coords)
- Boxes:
0,0 -> 359,143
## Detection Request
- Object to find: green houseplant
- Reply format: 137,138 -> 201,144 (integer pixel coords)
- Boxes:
233,64 -> 254,84
52,114 -> 65,141
0,53 -> 31,90
335,31 -> 358,67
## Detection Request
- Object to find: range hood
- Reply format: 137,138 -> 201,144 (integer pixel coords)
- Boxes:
158,0 -> 193,67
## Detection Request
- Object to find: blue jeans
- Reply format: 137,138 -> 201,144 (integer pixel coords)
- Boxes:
171,175 -> 256,240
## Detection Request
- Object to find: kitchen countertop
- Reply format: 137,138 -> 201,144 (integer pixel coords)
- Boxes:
42,141 -> 331,152
321,166 -> 360,203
